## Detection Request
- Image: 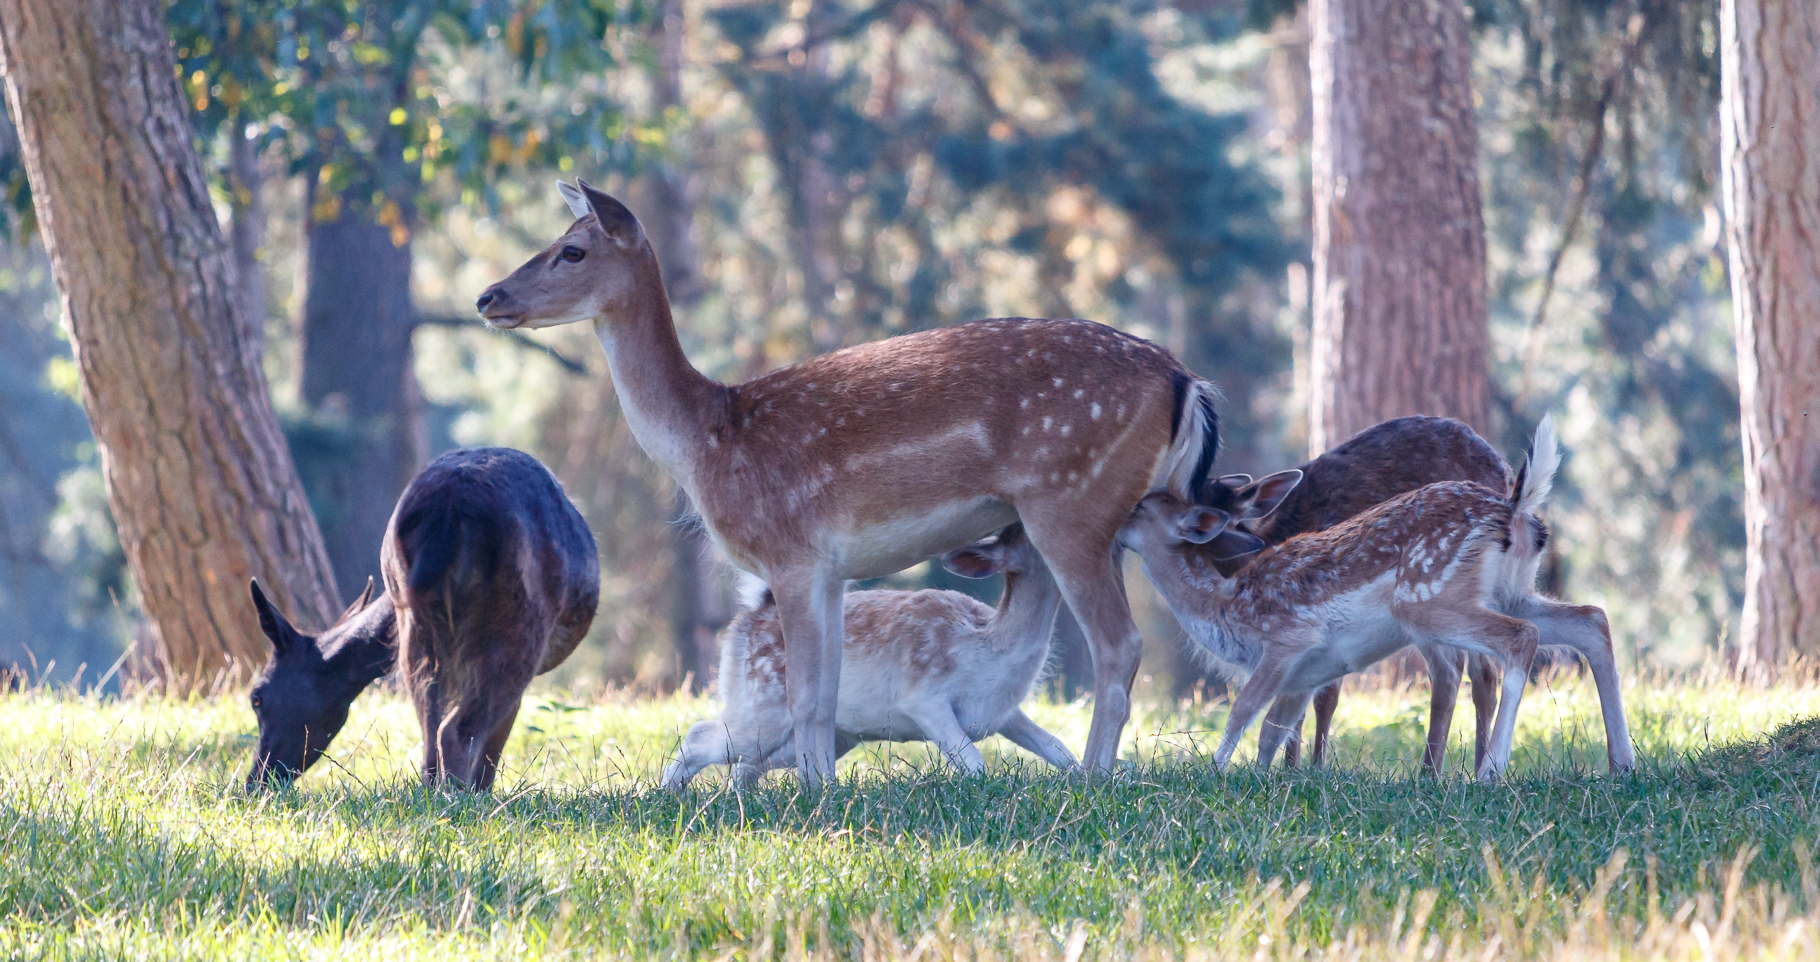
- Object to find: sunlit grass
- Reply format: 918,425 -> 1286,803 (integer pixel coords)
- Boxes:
1,671 -> 1818,959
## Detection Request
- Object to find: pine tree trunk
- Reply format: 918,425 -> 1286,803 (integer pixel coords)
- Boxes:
299,194 -> 421,603
1721,0 -> 1820,674
1307,0 -> 1490,454
0,0 -> 341,689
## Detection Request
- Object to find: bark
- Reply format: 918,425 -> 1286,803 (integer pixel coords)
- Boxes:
299,193 -> 421,602
0,0 -> 341,689
1307,0 -> 1491,454
1721,0 -> 1820,674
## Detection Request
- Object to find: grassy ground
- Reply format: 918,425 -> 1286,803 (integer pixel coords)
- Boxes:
2,672 -> 1818,960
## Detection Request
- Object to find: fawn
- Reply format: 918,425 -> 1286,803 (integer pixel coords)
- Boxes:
387,448 -> 599,790
244,447 -> 599,790
1120,419 -> 1636,781
478,180 -> 1222,781
661,524 -> 1077,788
1204,416 -> 1510,772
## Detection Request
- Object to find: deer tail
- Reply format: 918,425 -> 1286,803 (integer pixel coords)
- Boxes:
397,500 -> 506,602
1510,415 -> 1560,518
1156,374 -> 1222,504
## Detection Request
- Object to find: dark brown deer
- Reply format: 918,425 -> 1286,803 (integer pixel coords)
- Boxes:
244,579 -> 394,788
386,447 -> 599,790
1203,416 -> 1511,772
476,181 -> 1221,782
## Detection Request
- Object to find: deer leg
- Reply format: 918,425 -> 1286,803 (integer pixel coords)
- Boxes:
1214,651 -> 1298,771
1279,704 -> 1304,769
1257,690 -> 1313,770
411,674 -> 449,787
1309,681 -> 1341,767
1416,644 -> 1465,775
997,708 -> 1081,771
904,700 -> 987,775
1028,544 -> 1141,772
662,721 -> 734,790
768,569 -> 844,788
1467,653 -> 1499,773
473,702 -> 521,792
1513,599 -> 1636,773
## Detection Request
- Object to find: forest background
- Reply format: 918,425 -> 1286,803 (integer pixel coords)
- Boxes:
0,0 -> 1746,697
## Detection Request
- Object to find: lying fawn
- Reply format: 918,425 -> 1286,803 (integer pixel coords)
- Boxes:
387,448 -> 600,790
479,181 -> 1222,781
1120,419 -> 1636,781
661,524 -> 1076,788
245,578 -> 394,787
1205,416 -> 1510,772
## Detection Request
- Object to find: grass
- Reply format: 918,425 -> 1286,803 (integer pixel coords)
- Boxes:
1,671 -> 1818,959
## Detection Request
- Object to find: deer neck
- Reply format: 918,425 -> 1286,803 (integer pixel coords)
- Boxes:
992,566 -> 1064,654
1136,543 -> 1239,631
591,254 -> 725,486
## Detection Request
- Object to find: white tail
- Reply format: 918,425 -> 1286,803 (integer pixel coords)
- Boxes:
661,525 -> 1077,789
1120,419 -> 1634,781
480,181 -> 1223,781
1514,415 -> 1560,515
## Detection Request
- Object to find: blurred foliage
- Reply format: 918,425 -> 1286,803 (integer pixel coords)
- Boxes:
0,0 -> 1752,691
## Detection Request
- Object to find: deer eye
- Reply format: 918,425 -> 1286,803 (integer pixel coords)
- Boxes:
249,693 -> 263,710
559,245 -> 585,263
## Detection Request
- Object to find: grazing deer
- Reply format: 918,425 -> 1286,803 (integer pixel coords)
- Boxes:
1205,416 -> 1511,772
661,524 -> 1077,789
244,578 -> 394,787
477,180 -> 1221,782
1119,419 -> 1636,782
386,448 -> 600,790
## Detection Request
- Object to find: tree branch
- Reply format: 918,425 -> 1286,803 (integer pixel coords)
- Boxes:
412,314 -> 590,376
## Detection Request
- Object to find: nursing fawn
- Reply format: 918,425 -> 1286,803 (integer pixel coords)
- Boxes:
479,181 -> 1221,781
1120,419 -> 1636,781
661,524 -> 1076,788
1205,416 -> 1510,772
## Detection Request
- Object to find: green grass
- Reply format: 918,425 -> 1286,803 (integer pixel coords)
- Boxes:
2,672 -> 1819,960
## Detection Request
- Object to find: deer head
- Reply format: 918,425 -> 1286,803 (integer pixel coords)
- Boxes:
243,579 -> 393,788
474,181 -> 654,331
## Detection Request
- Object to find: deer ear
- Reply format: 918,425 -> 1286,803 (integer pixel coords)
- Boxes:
1238,469 -> 1302,520
557,181 -> 591,218
248,580 -> 298,655
1216,473 -> 1253,487
941,545 -> 1005,579
334,577 -> 375,626
1173,506 -> 1233,545
575,179 -> 642,246
1206,528 -> 1267,561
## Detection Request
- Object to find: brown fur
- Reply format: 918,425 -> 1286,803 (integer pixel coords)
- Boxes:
384,448 -> 599,790
1202,417 -> 1509,771
478,183 -> 1220,778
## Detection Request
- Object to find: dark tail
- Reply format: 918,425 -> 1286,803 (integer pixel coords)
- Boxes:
397,500 -> 507,600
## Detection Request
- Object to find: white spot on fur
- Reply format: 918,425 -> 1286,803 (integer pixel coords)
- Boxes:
1052,377 -> 1063,388
1042,417 -> 1053,432
1060,424 -> 1072,437
1090,402 -> 1103,420
1020,398 -> 1030,409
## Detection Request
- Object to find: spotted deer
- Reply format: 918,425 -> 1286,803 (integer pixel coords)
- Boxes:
662,524 -> 1076,788
476,180 -> 1220,782
1204,416 -> 1511,773
1119,419 -> 1636,782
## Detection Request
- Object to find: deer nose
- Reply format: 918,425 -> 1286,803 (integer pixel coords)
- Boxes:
475,286 -> 506,314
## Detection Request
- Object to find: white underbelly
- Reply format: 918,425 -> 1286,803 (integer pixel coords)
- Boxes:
832,497 -> 1018,580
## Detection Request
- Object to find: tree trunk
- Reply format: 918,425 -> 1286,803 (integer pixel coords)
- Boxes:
1307,0 -> 1490,454
0,0 -> 341,689
1721,0 -> 1820,674
299,191 -> 421,603
228,118 -> 267,356
646,0 -> 717,693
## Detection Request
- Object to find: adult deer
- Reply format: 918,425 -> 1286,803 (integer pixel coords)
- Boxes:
476,180 -> 1220,782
